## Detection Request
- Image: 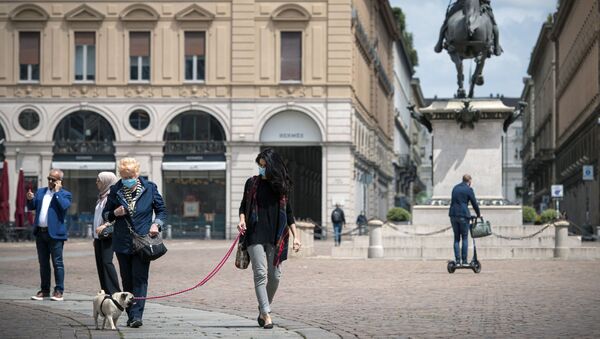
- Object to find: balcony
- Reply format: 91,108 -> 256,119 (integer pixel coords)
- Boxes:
164,141 -> 225,155
53,140 -> 114,155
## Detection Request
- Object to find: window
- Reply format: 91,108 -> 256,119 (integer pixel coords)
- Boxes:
129,110 -> 150,130
184,32 -> 205,81
129,32 -> 150,81
75,32 -> 96,81
281,32 -> 302,82
18,109 -> 40,130
19,32 -> 40,82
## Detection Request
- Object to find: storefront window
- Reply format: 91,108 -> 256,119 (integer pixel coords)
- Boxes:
163,170 -> 226,239
53,110 -> 115,159
62,170 -> 98,237
164,111 -> 225,160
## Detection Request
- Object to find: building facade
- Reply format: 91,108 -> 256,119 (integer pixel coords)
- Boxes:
500,97 -> 523,204
0,1 -> 399,238
521,22 -> 556,210
551,1 -> 599,227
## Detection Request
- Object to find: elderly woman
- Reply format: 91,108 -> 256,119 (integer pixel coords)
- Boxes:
103,158 -> 166,328
93,171 -> 120,295
238,148 -> 301,329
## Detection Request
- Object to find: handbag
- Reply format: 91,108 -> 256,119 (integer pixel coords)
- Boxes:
98,223 -> 114,240
125,218 -> 168,262
470,217 -> 492,238
235,238 -> 249,269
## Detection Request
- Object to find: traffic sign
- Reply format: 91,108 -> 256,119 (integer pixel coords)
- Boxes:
551,185 -> 563,198
583,165 -> 594,181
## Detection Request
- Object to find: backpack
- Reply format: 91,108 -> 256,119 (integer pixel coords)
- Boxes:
332,209 -> 343,223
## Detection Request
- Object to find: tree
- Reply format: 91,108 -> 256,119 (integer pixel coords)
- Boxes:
392,7 -> 419,67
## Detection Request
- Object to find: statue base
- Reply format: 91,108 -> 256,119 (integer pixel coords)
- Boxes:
413,98 -> 521,225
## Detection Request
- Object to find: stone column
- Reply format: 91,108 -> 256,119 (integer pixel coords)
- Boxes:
288,221 -> 315,258
554,220 -> 570,259
368,219 -> 384,258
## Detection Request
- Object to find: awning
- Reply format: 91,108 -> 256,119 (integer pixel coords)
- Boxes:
51,162 -> 116,170
162,162 -> 226,171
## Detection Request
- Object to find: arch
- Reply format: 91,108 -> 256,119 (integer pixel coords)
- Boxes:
65,4 -> 105,22
163,110 -> 227,157
10,4 -> 49,22
46,104 -> 121,141
175,4 -> 215,22
120,4 -> 159,22
159,104 -> 230,142
52,111 -> 116,156
271,4 -> 311,22
255,104 -> 325,142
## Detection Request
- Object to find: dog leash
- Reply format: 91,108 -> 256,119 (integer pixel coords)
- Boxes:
134,233 -> 240,300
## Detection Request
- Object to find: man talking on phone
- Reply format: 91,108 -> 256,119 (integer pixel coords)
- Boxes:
27,169 -> 72,301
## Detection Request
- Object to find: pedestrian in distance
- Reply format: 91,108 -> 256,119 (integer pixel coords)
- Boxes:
331,204 -> 346,246
103,158 -> 167,328
27,168 -> 72,301
238,148 -> 301,329
356,211 -> 367,235
93,171 -> 120,295
448,174 -> 481,266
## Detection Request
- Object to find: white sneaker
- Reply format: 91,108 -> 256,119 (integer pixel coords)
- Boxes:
50,291 -> 64,301
31,291 -> 49,300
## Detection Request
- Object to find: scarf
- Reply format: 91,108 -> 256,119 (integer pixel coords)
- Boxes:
96,172 -> 118,205
121,179 -> 142,216
245,176 -> 289,267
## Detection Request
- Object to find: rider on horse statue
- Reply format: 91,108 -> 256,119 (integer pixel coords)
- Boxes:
434,0 -> 502,56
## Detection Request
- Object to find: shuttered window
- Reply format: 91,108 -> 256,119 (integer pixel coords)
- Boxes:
129,32 -> 151,81
184,32 -> 206,81
19,32 -> 40,81
75,32 -> 96,81
281,32 -> 302,82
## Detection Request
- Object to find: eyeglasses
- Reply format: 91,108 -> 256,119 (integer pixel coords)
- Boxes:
47,177 -> 59,182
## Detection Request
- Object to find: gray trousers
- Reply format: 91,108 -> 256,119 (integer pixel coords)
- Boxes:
247,244 -> 281,314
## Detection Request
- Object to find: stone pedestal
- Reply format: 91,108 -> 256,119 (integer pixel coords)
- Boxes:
289,221 -> 314,258
412,99 -> 521,225
368,219 -> 384,258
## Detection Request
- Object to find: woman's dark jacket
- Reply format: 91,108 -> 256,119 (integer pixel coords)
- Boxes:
103,177 -> 166,254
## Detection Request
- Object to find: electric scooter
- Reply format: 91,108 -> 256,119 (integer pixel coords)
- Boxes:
447,218 -> 482,274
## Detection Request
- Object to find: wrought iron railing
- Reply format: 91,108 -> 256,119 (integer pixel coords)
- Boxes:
53,141 -> 114,154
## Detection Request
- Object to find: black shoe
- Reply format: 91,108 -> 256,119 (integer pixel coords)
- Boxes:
126,319 -> 132,327
130,319 -> 143,328
257,315 -> 265,327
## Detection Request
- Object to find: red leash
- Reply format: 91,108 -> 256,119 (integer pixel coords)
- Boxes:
134,233 -> 240,300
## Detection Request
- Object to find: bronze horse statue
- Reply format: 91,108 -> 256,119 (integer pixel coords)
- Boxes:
436,0 -> 500,98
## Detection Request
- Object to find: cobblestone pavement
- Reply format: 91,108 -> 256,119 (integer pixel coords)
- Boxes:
1,239 -> 600,338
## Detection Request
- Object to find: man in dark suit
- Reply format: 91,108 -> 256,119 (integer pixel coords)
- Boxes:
27,169 -> 72,301
449,174 -> 481,266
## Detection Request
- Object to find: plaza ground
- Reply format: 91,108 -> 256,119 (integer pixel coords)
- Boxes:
1,239 -> 599,338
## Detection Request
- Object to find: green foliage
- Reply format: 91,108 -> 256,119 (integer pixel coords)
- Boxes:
392,7 -> 419,67
522,206 -> 537,223
534,214 -> 543,225
540,209 -> 558,223
387,207 -> 412,222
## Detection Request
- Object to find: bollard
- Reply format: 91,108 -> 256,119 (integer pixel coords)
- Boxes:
86,223 -> 93,239
554,220 -> 570,259
166,224 -> 172,240
368,219 -> 384,258
205,224 -> 211,240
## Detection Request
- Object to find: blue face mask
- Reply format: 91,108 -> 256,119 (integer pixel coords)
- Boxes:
122,178 -> 137,188
258,167 -> 266,177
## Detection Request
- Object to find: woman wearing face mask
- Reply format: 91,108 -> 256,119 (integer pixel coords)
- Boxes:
103,158 -> 166,328
93,171 -> 120,295
238,148 -> 301,329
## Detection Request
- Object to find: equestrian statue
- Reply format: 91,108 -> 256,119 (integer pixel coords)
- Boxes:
434,0 -> 502,98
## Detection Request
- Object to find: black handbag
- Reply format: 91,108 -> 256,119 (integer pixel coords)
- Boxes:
125,218 -> 167,262
98,224 -> 114,240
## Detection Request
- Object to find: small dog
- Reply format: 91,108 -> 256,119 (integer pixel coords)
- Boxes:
93,290 -> 134,330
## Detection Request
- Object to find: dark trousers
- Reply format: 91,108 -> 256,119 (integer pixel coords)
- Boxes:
116,252 -> 150,321
35,229 -> 65,293
93,238 -> 121,295
333,223 -> 343,245
451,217 -> 469,263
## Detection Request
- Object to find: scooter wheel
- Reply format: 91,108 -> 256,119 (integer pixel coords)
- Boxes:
447,261 -> 456,274
472,261 -> 481,273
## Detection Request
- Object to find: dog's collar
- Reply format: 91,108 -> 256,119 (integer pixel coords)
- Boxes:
100,295 -> 125,317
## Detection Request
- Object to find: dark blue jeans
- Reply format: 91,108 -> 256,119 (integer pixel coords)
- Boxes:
450,217 -> 469,263
333,223 -> 342,245
116,252 -> 150,322
35,229 -> 65,293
